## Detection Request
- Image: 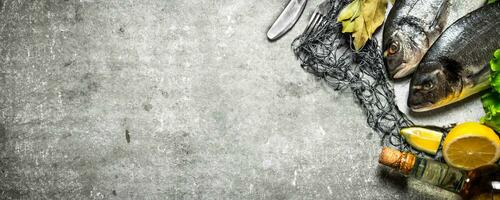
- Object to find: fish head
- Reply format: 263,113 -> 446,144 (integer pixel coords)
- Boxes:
383,24 -> 429,79
407,61 -> 462,112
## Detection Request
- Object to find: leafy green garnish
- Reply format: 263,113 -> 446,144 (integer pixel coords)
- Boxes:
491,49 -> 500,71
490,72 -> 500,93
481,49 -> 500,131
489,50 -> 500,93
487,0 -> 498,4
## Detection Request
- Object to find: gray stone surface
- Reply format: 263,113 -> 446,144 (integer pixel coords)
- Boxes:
0,0 -> 468,199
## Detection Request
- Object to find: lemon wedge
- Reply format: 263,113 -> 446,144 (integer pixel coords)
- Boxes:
400,127 -> 443,155
443,122 -> 500,170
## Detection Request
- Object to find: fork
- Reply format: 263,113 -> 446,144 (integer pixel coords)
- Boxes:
303,0 -> 334,36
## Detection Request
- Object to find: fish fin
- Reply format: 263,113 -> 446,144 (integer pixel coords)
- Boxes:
428,0 -> 450,33
440,58 -> 462,84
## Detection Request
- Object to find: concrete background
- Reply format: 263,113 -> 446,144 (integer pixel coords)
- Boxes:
0,0 -> 482,199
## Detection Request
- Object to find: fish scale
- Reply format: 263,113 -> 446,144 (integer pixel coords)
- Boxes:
408,2 -> 500,112
383,0 -> 485,79
426,5 -> 500,70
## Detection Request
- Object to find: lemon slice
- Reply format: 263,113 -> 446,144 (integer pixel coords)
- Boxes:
443,122 -> 500,170
400,127 -> 443,155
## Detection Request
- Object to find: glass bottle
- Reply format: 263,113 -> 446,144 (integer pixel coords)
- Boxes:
379,147 -> 500,200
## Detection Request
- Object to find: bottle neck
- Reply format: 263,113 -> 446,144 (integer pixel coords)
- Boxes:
409,157 -> 467,194
379,147 -> 467,194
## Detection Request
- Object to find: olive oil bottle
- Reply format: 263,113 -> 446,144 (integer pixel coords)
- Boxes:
379,147 -> 500,200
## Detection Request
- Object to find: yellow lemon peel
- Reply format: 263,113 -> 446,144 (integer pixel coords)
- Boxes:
443,122 -> 500,170
400,127 -> 443,155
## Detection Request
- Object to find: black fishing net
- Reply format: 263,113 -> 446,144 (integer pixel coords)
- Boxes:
292,0 -> 438,158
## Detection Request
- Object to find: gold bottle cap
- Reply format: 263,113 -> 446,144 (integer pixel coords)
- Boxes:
379,147 -> 416,174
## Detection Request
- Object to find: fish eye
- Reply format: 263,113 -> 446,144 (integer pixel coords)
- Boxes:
423,82 -> 434,90
388,42 -> 400,55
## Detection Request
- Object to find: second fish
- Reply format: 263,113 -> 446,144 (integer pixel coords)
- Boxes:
383,0 -> 485,79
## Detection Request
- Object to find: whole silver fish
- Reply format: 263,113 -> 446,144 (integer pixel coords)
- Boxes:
383,0 -> 485,79
408,2 -> 500,112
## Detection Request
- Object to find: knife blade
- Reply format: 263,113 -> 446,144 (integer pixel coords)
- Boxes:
267,0 -> 308,41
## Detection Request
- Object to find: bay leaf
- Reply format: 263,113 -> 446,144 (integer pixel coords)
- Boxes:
337,0 -> 389,51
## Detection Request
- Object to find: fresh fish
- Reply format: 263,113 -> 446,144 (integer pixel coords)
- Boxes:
383,0 -> 485,79
407,2 -> 500,112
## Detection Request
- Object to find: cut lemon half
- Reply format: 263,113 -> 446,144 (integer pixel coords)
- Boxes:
400,127 -> 443,155
443,122 -> 500,170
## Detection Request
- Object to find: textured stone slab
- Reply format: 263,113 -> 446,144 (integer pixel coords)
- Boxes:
0,1 -> 461,199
